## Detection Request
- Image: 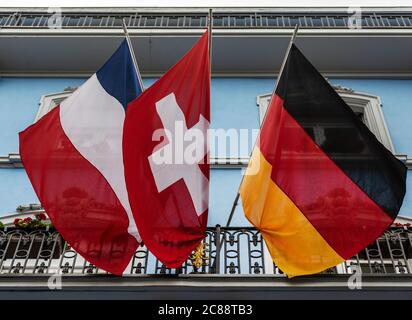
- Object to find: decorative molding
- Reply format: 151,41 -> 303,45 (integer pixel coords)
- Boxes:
16,203 -> 42,213
257,88 -> 396,153
332,85 -> 354,94
339,90 -> 396,153
395,215 -> 412,225
34,88 -> 76,122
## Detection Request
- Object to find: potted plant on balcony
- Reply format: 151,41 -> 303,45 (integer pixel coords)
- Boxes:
13,213 -> 49,229
2,213 -> 63,259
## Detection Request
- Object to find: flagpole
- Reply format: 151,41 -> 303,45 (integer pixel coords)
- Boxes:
122,18 -> 145,92
224,24 -> 300,228
208,8 -> 213,75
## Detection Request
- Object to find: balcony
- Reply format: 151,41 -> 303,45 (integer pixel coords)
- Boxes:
1,225 -> 412,275
2,8 -> 412,76
0,225 -> 412,298
2,9 -> 412,29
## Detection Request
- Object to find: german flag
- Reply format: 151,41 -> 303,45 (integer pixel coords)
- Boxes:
240,44 -> 407,277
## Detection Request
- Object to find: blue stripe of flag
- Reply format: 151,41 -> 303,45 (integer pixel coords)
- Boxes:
96,39 -> 142,110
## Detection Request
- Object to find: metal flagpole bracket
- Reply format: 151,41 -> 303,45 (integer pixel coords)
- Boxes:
122,18 -> 145,92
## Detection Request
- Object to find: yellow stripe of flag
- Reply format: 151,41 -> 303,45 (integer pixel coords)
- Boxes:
240,147 -> 345,277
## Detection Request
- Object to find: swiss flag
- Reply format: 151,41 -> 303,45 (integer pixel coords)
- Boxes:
123,31 -> 210,268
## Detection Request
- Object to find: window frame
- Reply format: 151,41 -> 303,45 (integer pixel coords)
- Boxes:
256,88 -> 396,153
34,88 -> 75,122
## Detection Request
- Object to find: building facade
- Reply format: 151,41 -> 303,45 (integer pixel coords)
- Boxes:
1,7 -> 412,298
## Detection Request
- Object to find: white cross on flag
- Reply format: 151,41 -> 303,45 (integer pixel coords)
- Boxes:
123,31 -> 210,268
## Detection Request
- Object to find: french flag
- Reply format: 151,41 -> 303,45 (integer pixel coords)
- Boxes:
19,40 -> 143,275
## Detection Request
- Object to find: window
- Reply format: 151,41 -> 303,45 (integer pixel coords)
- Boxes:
256,86 -> 396,153
34,87 -> 76,122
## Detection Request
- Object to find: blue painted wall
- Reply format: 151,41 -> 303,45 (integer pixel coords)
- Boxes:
0,77 -> 86,155
0,77 -> 411,225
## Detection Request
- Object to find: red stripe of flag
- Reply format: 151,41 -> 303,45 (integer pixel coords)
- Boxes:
20,106 -> 138,274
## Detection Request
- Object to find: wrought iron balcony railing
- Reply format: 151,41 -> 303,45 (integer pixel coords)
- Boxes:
0,226 -> 411,276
